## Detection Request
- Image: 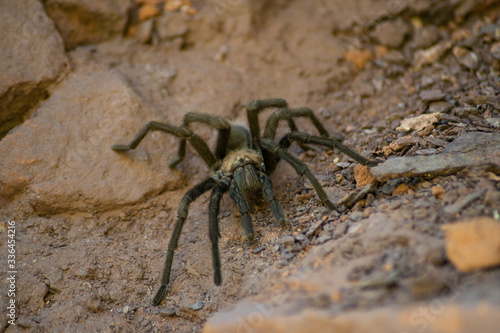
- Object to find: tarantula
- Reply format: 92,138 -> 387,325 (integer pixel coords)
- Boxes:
111,98 -> 377,305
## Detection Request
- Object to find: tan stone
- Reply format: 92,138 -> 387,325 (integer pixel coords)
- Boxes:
353,164 -> 377,188
443,217 -> 500,272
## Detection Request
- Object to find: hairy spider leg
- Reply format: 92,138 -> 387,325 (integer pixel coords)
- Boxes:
261,107 -> 338,173
260,138 -> 339,212
257,169 -> 288,226
152,177 -> 218,306
246,98 -> 289,148
279,132 -> 379,167
169,113 -> 231,169
263,107 -> 330,140
229,181 -> 255,242
111,121 -> 219,169
209,178 -> 231,286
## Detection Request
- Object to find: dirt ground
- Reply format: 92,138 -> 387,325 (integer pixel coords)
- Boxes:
1,0 -> 500,332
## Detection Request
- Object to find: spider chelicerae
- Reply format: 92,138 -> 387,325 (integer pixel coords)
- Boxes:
111,98 -> 377,305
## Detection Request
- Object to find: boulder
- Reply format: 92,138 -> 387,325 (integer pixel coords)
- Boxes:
0,0 -> 69,138
0,62 -> 185,214
43,0 -> 132,48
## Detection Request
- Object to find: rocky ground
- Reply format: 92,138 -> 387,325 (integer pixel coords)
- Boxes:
1,0 -> 500,332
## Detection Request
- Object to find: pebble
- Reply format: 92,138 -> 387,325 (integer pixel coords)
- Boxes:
336,162 -> 351,169
490,42 -> 500,60
332,223 -> 348,239
443,192 -> 480,215
392,183 -> 409,195
189,301 -> 205,311
431,185 -> 445,199
396,113 -> 441,132
425,136 -> 449,147
279,235 -> 296,246
281,252 -> 296,260
158,308 -> 176,317
348,211 -> 364,221
452,46 -> 479,71
410,275 -> 447,299
413,41 -> 452,70
428,101 -> 452,113
344,48 -> 374,70
420,89 -> 445,104
252,246 -> 266,254
415,148 -> 439,155
371,18 -> 409,49
414,25 -> 441,49
316,234 -> 332,244
294,234 -> 308,243
354,164 -> 378,188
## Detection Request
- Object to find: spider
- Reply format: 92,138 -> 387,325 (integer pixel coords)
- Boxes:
111,98 -> 377,305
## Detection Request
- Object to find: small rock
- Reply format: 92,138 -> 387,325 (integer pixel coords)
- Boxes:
158,308 -> 176,317
371,18 -> 409,49
316,234 -> 332,244
135,19 -> 154,44
279,235 -> 296,246
452,46 -> 479,71
425,136 -> 449,148
336,162 -> 351,169
413,25 -> 441,49
490,42 -> 500,60
410,275 -> 447,299
481,23 -> 500,37
381,50 -> 406,64
190,301 -> 205,311
214,45 -> 228,62
354,82 -> 375,97
443,217 -> 500,272
413,41 -> 452,70
420,76 -> 435,88
486,117 -> 500,128
339,184 -> 374,208
431,185 -> 445,199
156,13 -> 189,40
281,252 -> 296,260
295,234 -> 308,243
347,223 -> 364,234
296,192 -> 314,203
392,183 -> 409,195
428,101 -> 453,113
354,164 -> 377,188
345,48 -> 374,70
332,223 -> 348,239
123,305 -> 130,314
396,113 -> 441,132
420,89 -> 445,104
138,3 -> 161,21
348,211 -> 363,221
252,246 -> 266,254
415,148 -> 439,155
444,192 -> 480,215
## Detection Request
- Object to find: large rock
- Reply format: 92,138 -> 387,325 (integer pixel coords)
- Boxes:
204,299 -> 500,333
43,0 -> 131,49
0,62 -> 185,214
0,0 -> 69,138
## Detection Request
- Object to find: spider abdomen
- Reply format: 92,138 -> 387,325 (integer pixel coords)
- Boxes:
221,150 -> 263,191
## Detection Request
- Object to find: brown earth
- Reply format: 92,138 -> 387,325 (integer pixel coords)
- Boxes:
1,0 -> 500,332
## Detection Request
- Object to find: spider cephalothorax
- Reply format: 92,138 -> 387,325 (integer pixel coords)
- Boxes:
111,98 -> 377,305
